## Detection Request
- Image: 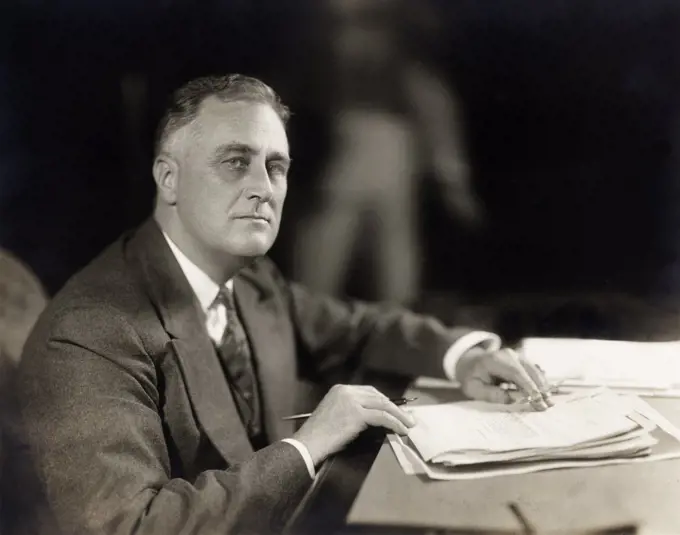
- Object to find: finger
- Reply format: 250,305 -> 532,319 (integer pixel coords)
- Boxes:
485,350 -> 538,393
352,387 -> 395,411
363,409 -> 411,436
465,377 -> 514,405
333,384 -> 387,407
361,395 -> 417,427
487,350 -> 548,411
351,385 -> 390,402
363,385 -> 390,400
352,385 -> 404,407
505,389 -> 528,404
521,360 -> 549,391
521,360 -> 555,407
503,389 -> 552,411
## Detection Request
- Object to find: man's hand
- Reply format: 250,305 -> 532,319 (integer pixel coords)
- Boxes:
292,384 -> 416,466
456,347 -> 555,411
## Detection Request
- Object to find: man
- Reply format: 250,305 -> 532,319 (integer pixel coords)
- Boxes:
4,74 -> 552,535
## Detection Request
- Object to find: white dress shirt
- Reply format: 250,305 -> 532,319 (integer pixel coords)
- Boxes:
162,232 -> 500,479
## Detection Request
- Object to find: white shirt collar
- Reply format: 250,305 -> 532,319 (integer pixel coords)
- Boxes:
162,231 -> 233,312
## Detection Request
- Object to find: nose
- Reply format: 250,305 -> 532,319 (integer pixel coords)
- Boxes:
246,164 -> 273,203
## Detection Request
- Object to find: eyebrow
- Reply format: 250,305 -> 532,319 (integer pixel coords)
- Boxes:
210,143 -> 292,166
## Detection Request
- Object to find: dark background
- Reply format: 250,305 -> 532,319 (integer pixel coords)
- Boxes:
2,0 -> 680,311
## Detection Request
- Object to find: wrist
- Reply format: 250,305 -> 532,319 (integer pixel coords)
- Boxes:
291,427 -> 327,467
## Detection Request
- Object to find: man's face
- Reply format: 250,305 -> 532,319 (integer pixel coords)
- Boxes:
172,98 -> 290,259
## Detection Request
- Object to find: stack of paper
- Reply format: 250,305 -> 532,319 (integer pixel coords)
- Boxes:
521,338 -> 680,394
389,388 -> 680,480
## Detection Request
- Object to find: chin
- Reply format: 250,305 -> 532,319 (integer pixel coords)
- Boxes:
227,236 -> 274,258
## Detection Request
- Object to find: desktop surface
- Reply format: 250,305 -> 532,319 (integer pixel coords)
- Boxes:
286,378 -> 680,534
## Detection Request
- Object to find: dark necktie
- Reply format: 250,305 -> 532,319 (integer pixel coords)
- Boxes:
213,287 -> 263,441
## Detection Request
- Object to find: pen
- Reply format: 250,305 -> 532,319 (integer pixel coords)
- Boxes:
281,397 -> 418,421
502,381 -> 564,404
508,502 -> 536,535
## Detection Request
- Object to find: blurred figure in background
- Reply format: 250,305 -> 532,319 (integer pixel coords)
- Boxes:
295,0 -> 482,305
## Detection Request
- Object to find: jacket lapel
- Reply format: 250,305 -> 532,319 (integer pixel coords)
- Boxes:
235,271 -> 297,441
129,219 -> 254,463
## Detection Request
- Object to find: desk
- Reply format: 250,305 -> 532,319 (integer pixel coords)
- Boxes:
285,373 -> 680,534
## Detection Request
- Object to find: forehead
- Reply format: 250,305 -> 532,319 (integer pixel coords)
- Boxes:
193,97 -> 289,155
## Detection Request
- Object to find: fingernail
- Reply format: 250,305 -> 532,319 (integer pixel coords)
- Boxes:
406,413 -> 417,427
533,399 -> 549,411
400,425 -> 410,435
542,392 -> 555,407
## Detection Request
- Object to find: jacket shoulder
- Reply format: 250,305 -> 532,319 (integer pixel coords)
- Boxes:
25,232 -> 151,355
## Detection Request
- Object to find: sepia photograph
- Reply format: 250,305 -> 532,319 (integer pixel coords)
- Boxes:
1,1 -> 680,533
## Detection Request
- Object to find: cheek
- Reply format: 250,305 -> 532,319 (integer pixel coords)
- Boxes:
177,180 -> 238,235
274,179 -> 288,205
176,170 -> 205,206
180,172 -> 238,208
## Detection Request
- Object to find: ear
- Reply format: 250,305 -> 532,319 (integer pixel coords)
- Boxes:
152,154 -> 179,205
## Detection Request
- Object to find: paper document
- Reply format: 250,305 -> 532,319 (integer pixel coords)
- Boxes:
390,389 -> 680,480
521,337 -> 680,390
409,389 -> 640,461
434,427 -> 655,467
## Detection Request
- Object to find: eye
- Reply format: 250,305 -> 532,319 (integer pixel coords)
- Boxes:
267,161 -> 289,177
224,156 -> 249,170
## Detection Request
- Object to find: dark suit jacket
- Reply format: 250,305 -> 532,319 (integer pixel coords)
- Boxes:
3,218 -> 469,535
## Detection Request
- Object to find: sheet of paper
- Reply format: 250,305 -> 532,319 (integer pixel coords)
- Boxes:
521,337 -> 680,389
387,434 -> 425,475
407,389 -> 640,461
434,430 -> 656,466
390,433 -> 674,481
389,394 -> 680,480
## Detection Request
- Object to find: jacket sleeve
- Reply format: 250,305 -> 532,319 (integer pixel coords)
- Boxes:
5,306 -> 311,535
263,260 -> 473,383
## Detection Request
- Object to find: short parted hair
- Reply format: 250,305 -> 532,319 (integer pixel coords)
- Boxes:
153,74 -> 291,157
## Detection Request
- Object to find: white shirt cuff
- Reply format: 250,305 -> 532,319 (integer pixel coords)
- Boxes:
442,331 -> 502,381
281,438 -> 316,479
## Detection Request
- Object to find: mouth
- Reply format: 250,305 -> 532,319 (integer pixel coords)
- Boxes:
233,214 -> 271,222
